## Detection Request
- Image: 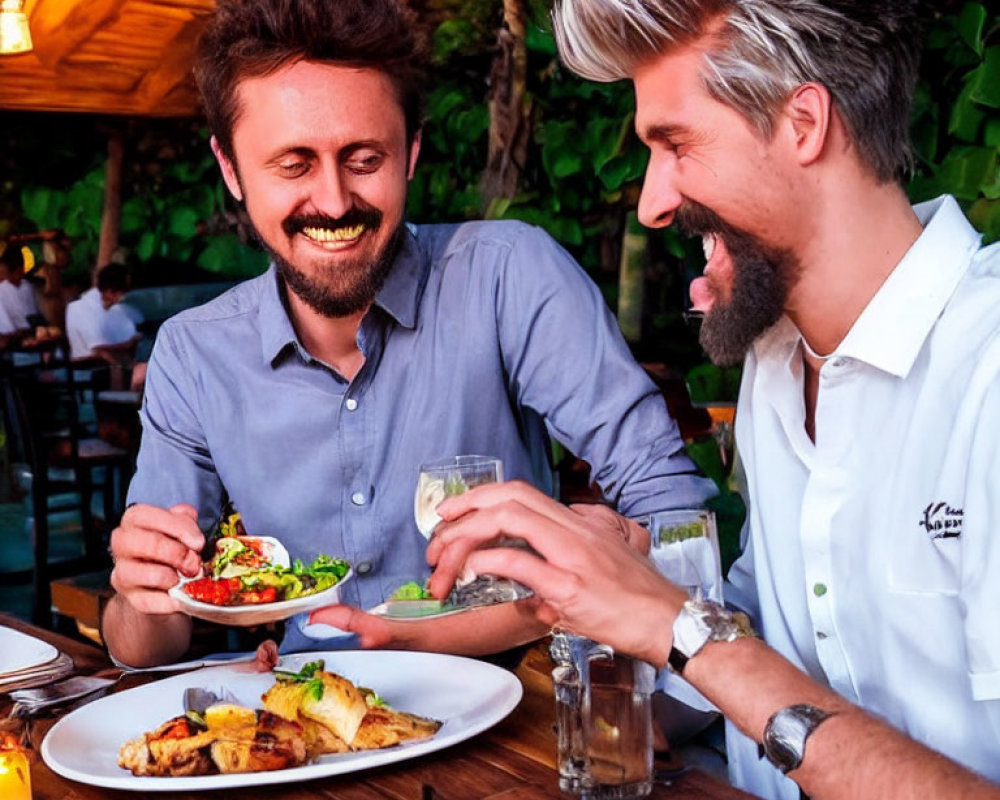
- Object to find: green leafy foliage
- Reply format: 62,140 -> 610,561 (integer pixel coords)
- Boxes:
908,2 -> 1000,242
1,116 -> 262,283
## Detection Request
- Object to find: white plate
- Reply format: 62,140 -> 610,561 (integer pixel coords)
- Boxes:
0,626 -> 59,675
167,569 -> 354,627
368,601 -> 470,621
42,650 -> 523,792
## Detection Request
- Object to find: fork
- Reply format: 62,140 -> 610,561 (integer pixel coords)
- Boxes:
8,675 -> 120,718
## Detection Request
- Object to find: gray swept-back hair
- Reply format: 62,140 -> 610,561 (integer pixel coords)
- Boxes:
552,0 -> 921,182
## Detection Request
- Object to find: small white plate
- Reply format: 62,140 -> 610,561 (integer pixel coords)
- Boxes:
368,600 -> 470,621
0,626 -> 60,675
168,569 -> 353,627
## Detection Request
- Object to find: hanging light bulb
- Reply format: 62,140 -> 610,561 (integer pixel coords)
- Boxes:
0,0 -> 33,55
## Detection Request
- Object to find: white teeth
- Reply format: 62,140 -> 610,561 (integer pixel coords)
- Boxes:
302,224 -> 365,243
702,234 -> 716,262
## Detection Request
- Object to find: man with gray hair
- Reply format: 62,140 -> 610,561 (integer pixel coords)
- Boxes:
429,1 -> 1000,798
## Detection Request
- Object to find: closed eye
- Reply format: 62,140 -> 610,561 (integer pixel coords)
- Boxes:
346,152 -> 383,174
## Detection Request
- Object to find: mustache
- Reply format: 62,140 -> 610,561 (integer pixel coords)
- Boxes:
675,200 -> 735,239
281,207 -> 382,238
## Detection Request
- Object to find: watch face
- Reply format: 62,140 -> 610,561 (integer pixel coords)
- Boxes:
763,705 -> 835,774
764,733 -> 801,774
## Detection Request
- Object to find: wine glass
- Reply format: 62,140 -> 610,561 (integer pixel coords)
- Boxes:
413,455 -> 533,606
414,455 -> 504,539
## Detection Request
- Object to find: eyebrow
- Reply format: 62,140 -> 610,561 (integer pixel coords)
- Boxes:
638,123 -> 691,145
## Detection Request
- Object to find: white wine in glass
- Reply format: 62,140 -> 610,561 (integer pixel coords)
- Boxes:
414,455 -> 503,539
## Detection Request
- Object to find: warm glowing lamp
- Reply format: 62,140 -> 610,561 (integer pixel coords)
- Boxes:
0,734 -> 31,800
0,0 -> 33,55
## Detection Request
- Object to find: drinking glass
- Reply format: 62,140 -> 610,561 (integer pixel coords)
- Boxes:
414,455 -> 504,539
551,632 -> 655,799
413,455 -> 533,606
646,509 -> 723,602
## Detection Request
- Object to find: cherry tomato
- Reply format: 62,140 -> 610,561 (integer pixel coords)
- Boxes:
236,586 -> 278,604
183,576 -> 240,606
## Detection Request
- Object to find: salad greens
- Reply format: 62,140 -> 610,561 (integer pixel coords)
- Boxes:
390,581 -> 435,601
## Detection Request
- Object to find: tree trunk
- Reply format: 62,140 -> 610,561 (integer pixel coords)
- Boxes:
481,0 -> 531,216
617,211 -> 647,344
96,131 -> 124,271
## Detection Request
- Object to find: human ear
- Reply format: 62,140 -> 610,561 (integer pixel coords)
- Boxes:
406,129 -> 422,180
211,136 -> 244,202
782,82 -> 831,167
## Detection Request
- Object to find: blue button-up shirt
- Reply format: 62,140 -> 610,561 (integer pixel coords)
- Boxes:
128,221 -> 713,620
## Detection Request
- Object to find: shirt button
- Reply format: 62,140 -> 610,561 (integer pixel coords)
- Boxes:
351,492 -> 366,506
345,398 -> 358,411
831,358 -> 846,368
816,631 -> 828,640
813,583 -> 828,597
355,560 -> 373,575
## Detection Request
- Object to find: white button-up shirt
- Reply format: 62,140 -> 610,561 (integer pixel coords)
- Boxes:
0,279 -> 39,331
724,195 -> 1000,799
65,287 -> 139,359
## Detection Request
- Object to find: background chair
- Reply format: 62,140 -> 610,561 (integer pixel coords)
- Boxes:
6,358 -> 132,624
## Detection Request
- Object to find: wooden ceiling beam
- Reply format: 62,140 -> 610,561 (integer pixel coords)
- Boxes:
131,17 -> 204,115
29,0 -> 129,69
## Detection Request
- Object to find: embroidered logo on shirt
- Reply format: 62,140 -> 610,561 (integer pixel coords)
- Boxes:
919,502 -> 963,539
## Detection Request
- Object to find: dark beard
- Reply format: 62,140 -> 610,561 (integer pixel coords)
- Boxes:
259,206 -> 402,318
676,201 -> 796,367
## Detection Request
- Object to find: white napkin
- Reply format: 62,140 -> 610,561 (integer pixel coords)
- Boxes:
645,511 -> 724,713
648,534 -> 723,603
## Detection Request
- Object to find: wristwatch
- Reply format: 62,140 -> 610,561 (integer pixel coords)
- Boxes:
668,598 -> 754,674
761,704 -> 837,774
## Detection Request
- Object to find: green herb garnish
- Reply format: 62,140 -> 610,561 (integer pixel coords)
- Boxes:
274,659 -> 326,683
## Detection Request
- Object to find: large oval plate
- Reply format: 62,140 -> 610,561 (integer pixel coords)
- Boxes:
167,568 -> 353,627
42,650 -> 523,792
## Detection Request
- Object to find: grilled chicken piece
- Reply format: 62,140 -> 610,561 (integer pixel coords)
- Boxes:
300,717 -> 350,757
118,715 -> 215,777
118,710 -> 308,777
210,711 -> 307,774
352,705 -> 443,750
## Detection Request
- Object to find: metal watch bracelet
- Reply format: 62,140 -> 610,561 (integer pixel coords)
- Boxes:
761,704 -> 838,774
668,598 -> 755,674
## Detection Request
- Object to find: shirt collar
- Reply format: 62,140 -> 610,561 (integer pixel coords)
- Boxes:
835,195 -> 981,377
258,224 -> 426,365
753,195 -> 982,379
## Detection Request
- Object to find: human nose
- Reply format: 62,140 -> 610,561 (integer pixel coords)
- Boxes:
637,156 -> 683,229
310,162 -> 353,219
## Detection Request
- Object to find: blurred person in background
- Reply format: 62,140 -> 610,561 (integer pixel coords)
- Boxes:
0,241 -> 43,339
65,263 -> 143,364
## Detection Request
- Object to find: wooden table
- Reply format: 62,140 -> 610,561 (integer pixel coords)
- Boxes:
0,615 -> 758,800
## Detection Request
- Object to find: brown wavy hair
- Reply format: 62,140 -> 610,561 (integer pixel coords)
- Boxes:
195,0 -> 429,163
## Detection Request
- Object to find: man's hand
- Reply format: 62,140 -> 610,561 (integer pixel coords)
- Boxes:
306,604 -> 395,649
426,481 -> 685,667
569,502 -> 651,554
307,599 -> 545,657
109,503 -> 205,615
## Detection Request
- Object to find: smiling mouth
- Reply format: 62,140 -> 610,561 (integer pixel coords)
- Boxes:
301,224 -> 366,247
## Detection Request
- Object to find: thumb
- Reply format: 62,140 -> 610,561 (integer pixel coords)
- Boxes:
169,503 -> 200,521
